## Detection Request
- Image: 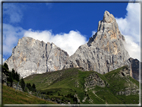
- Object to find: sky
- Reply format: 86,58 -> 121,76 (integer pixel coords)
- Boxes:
1,0 -> 141,64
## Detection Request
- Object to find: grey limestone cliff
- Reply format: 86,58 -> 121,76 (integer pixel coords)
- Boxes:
5,37 -> 69,78
64,11 -> 130,74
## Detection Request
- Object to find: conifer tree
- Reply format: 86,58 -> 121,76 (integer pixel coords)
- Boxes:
12,68 -> 15,79
7,72 -> 13,87
20,78 -> 25,91
26,83 -> 32,91
4,63 -> 9,71
32,83 -> 36,92
2,63 -> 9,76
15,72 -> 20,82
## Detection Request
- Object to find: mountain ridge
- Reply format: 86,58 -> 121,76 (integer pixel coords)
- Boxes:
5,11 -> 140,81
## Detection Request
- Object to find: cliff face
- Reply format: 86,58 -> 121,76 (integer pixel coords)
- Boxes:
5,37 -> 69,78
64,11 -> 130,74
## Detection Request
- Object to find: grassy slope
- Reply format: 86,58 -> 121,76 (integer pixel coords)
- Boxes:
24,67 -> 139,104
2,85 -> 56,104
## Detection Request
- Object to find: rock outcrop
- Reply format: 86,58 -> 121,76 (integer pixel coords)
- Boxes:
118,66 -> 131,77
64,11 -> 130,74
116,87 -> 139,96
5,37 -> 69,78
12,82 -> 23,91
84,73 -> 106,91
128,58 -> 141,81
116,66 -> 139,96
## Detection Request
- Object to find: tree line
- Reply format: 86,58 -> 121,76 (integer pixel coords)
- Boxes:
2,63 -> 36,92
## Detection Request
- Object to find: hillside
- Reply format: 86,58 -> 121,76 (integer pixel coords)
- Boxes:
24,66 -> 139,104
2,85 -> 56,104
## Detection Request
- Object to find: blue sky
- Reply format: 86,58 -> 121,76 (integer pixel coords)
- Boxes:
2,1 -> 141,62
3,3 -> 127,35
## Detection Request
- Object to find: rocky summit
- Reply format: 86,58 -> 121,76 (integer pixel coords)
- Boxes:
5,37 -> 69,78
64,11 -> 130,74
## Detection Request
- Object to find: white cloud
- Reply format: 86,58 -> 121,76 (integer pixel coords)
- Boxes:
0,53 -> 5,64
116,3 -> 141,61
3,3 -> 23,23
3,57 -> 5,62
2,23 -> 87,59
3,24 -> 25,56
24,29 -> 87,56
92,31 -> 96,36
2,57 -> 5,64
0,54 -> 2,64
124,35 -> 140,61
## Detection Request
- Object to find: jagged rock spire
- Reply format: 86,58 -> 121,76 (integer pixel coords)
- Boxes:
98,11 -> 118,32
103,11 -> 115,23
88,10 -> 125,46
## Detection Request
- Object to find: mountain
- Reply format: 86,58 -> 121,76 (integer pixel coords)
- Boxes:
5,37 -> 69,78
64,11 -> 130,74
24,66 -> 139,104
5,11 -> 140,81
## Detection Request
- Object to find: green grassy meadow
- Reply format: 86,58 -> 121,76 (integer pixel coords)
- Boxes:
2,84 -> 56,104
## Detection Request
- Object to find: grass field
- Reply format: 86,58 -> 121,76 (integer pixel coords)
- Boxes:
2,85 -> 56,104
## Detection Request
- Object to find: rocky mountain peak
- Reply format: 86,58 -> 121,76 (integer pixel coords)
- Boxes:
97,10 -> 117,32
65,11 -> 130,74
88,11 -> 125,47
103,11 -> 115,23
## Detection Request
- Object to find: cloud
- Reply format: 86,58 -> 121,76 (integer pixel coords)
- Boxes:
3,57 -> 5,62
0,53 -> 5,64
24,29 -> 87,56
3,25 -> 87,59
92,31 -> 96,36
116,3 -> 140,61
0,54 -> 2,64
3,24 -> 25,57
124,35 -> 140,61
2,23 -> 87,59
3,3 -> 23,23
